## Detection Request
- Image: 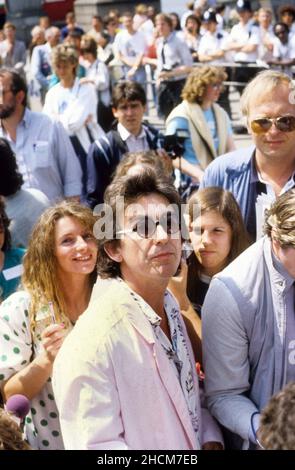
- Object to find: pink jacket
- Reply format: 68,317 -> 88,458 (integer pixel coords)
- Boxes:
53,278 -> 222,450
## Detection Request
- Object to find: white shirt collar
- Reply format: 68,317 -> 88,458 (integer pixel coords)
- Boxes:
117,122 -> 145,141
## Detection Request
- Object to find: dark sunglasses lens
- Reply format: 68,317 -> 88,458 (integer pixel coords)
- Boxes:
136,216 -> 154,238
277,116 -> 295,132
251,119 -> 271,134
165,213 -> 180,234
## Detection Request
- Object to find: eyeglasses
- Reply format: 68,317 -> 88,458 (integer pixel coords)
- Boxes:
250,115 -> 295,134
117,213 -> 180,238
275,29 -> 287,36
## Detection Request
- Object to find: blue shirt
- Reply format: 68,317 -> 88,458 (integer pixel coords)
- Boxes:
30,43 -> 52,90
166,108 -> 232,165
0,108 -> 82,202
200,147 -> 295,240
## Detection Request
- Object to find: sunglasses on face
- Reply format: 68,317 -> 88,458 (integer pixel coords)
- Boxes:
250,115 -> 295,134
117,213 -> 180,239
275,28 -> 287,36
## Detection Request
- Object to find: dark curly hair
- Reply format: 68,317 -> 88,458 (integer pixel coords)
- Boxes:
0,198 -> 11,252
0,138 -> 23,196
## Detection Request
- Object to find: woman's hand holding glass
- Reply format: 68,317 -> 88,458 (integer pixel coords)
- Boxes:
41,323 -> 67,364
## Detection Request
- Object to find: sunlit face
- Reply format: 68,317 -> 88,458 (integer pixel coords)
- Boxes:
54,216 -> 98,278
205,21 -> 217,33
186,18 -> 198,34
92,17 -> 102,30
122,16 -> 133,31
281,12 -> 294,27
107,22 -> 117,35
189,210 -> 232,276
33,30 -> 45,45
82,51 -> 94,65
113,100 -> 145,135
247,84 -> 295,163
238,10 -> 252,24
4,27 -> 15,41
147,6 -> 155,19
274,26 -> 288,44
107,194 -> 182,289
55,61 -> 76,81
203,82 -> 222,103
156,19 -> 171,38
258,11 -> 272,28
0,74 -> 17,119
272,239 -> 295,278
50,31 -> 60,47
170,14 -> 179,30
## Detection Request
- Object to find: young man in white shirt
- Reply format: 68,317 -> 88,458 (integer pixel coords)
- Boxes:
86,81 -> 162,208
113,12 -> 147,83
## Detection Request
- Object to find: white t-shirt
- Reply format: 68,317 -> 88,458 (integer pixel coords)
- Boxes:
114,29 -> 147,65
198,30 -> 232,63
43,78 -> 103,153
229,21 -> 259,62
272,35 -> 295,76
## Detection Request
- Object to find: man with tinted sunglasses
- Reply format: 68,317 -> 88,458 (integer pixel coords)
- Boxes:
267,22 -> 295,77
200,69 -> 295,241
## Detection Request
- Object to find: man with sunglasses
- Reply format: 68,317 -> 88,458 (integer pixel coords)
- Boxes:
202,189 -> 295,449
52,169 -> 223,450
267,22 -> 295,77
200,69 -> 295,240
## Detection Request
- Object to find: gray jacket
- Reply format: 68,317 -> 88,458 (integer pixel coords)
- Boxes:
202,237 -> 294,447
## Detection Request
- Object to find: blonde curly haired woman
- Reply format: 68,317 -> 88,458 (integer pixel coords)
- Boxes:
0,201 -> 98,449
166,66 -> 235,187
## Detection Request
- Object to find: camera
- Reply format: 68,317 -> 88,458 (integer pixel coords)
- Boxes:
162,129 -> 190,159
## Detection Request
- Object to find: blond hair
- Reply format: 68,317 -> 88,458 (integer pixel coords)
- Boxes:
181,66 -> 227,104
22,201 -> 97,331
135,4 -> 148,15
240,69 -> 293,117
264,189 -> 295,247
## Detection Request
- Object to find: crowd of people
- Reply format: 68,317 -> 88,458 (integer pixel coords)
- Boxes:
0,0 -> 295,452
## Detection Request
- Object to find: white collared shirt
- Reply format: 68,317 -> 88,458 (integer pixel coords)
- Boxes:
229,21 -> 259,62
117,122 -> 150,152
